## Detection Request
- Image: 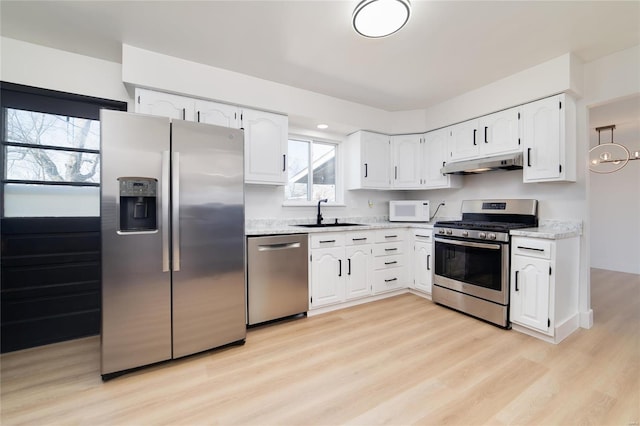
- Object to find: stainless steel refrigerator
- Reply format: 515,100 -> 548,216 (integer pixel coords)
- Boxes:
100,110 -> 246,379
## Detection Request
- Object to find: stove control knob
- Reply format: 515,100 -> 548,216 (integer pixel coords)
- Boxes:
446,229 -> 453,235
488,233 -> 497,240
479,232 -> 487,239
462,231 -> 469,237
438,229 -> 445,234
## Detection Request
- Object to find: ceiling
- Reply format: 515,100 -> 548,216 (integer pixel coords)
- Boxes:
1,1 -> 639,112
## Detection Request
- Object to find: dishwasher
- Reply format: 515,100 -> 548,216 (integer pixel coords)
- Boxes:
247,234 -> 309,325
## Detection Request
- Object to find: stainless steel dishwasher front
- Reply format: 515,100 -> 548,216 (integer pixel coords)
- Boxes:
247,234 -> 309,325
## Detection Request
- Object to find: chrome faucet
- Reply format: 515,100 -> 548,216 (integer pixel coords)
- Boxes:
316,199 -> 328,225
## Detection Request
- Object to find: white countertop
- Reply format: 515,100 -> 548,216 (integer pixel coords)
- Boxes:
510,220 -> 583,240
247,217 -> 582,239
245,216 -> 437,236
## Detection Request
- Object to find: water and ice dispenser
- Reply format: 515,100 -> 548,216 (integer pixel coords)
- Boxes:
118,177 -> 158,232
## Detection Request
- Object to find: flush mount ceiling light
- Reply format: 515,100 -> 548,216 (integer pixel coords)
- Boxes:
589,124 -> 639,174
352,0 -> 411,38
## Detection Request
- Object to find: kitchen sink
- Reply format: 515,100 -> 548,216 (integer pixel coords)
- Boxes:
295,222 -> 364,228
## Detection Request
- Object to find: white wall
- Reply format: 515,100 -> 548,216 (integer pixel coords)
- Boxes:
588,95 -> 640,274
0,37 -> 131,105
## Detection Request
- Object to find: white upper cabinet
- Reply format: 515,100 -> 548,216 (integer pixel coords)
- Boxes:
135,88 -> 195,121
448,119 -> 480,161
422,128 -> 462,189
448,106 -> 522,162
345,131 -> 391,189
391,134 -> 422,189
522,94 -> 576,183
194,100 -> 240,128
479,107 -> 521,156
134,89 -> 289,185
242,109 -> 288,185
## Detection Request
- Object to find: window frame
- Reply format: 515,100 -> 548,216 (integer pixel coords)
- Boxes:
283,134 -> 343,207
0,82 -> 127,217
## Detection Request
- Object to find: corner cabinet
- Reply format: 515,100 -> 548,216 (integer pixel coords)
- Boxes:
345,131 -> 391,189
422,129 -> 462,189
391,134 -> 422,188
242,109 -> 288,185
510,236 -> 580,343
522,94 -> 576,183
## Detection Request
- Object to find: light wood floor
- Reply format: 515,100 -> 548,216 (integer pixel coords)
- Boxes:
1,268 -> 638,425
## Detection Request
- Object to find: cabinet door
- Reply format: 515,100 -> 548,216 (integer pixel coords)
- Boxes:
510,256 -> 551,334
361,132 -> 391,188
135,89 -> 194,121
481,107 -> 521,156
243,109 -> 288,184
194,100 -> 240,128
345,246 -> 371,300
448,119 -> 480,161
423,128 -> 450,189
522,96 -> 561,182
391,135 -> 422,188
413,241 -> 433,294
310,248 -> 345,308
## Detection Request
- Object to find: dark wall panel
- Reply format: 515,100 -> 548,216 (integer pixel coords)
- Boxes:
1,217 -> 101,353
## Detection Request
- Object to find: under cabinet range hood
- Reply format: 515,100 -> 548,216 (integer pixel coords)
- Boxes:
441,152 -> 524,175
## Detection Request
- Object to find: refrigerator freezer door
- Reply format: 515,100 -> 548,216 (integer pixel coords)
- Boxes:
171,120 -> 246,358
100,111 -> 172,375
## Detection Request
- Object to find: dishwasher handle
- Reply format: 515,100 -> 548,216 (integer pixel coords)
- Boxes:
257,242 -> 301,251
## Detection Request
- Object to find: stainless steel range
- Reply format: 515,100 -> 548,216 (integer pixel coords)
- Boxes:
432,199 -> 538,328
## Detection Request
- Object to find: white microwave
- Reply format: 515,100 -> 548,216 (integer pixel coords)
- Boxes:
389,200 -> 430,222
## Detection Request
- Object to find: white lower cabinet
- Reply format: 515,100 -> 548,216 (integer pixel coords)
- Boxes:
309,231 -> 373,309
412,230 -> 433,294
372,230 -> 407,294
510,236 -> 580,342
345,245 -> 372,300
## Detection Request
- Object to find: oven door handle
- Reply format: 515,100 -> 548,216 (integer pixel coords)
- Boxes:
434,237 -> 502,250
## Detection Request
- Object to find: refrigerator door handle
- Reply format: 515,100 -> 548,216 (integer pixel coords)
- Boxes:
162,150 -> 171,272
172,151 -> 181,272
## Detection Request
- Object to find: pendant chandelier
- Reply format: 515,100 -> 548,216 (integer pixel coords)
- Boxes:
352,0 -> 411,38
589,125 -> 640,174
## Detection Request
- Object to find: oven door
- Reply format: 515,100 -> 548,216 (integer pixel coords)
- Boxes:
434,237 -> 509,305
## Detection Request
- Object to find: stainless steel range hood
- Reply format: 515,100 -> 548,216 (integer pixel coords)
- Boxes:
441,152 -> 523,175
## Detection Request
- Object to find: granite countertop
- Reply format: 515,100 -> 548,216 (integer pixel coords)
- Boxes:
510,220 -> 583,240
245,216 -> 439,236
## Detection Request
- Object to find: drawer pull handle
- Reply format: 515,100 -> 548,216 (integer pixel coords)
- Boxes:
384,248 -> 398,252
416,234 -> 430,238
385,261 -> 398,265
320,240 -> 336,243
385,235 -> 398,238
352,237 -> 367,241
385,278 -> 398,283
517,246 -> 544,252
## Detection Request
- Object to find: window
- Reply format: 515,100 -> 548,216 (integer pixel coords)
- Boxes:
1,82 -> 127,217
285,137 -> 338,202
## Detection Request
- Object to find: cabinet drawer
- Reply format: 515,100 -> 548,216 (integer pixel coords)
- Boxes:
413,229 -> 433,242
345,231 -> 374,246
375,230 -> 404,243
373,269 -> 405,293
373,242 -> 404,256
310,233 -> 345,249
373,255 -> 404,270
512,238 -> 552,259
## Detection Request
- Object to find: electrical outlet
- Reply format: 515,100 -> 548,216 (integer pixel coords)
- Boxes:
368,200 -> 374,208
